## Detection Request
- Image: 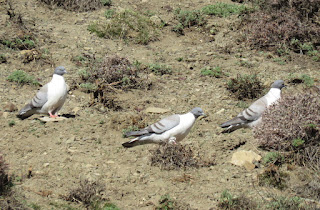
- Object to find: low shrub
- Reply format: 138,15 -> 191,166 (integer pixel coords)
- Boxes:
218,190 -> 257,210
254,91 -> 320,169
202,3 -> 248,17
38,0 -> 109,12
150,144 -> 215,170
227,74 -> 264,100
7,70 -> 40,86
242,0 -> 320,53
88,10 -> 159,44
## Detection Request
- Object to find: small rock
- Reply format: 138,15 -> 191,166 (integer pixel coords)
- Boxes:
145,107 -> 170,114
43,163 -> 50,167
230,150 -> 261,171
106,160 -> 115,164
2,112 -> 9,118
4,103 -> 18,112
72,107 -> 81,115
216,109 -> 225,115
0,112 -> 3,117
150,15 -> 163,26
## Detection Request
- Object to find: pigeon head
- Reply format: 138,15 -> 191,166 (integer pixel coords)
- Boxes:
54,66 -> 67,76
271,80 -> 285,89
191,107 -> 205,118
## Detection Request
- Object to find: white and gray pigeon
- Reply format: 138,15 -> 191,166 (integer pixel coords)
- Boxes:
122,107 -> 205,148
17,66 -> 68,119
220,80 -> 285,133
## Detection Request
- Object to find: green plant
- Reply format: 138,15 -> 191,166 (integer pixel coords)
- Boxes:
122,126 -> 139,137
176,57 -> 183,62
174,8 -> 206,28
0,54 -> 7,63
105,9 -> 115,19
227,74 -> 263,100
292,138 -> 305,148
7,70 -> 40,86
8,120 -> 15,127
100,0 -> 112,6
263,152 -> 284,166
218,190 -> 257,209
202,3 -> 247,17
79,83 -> 97,92
148,63 -> 172,75
200,66 -> 223,78
172,23 -> 184,35
78,68 -> 91,80
88,10 -> 159,44
29,203 -> 41,210
0,36 -> 36,50
268,196 -> 305,210
156,194 -> 175,210
300,74 -> 314,87
258,165 -> 288,190
273,57 -> 286,65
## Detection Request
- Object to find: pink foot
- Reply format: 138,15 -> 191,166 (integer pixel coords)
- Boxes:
49,113 -> 58,118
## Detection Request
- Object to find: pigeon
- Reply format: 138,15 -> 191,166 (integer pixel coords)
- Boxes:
220,80 -> 285,133
122,107 -> 205,148
17,66 -> 68,119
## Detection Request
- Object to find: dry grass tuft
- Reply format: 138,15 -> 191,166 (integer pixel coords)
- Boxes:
227,74 -> 264,100
64,179 -> 105,206
150,144 -> 215,170
38,0 -> 108,12
242,0 -> 320,53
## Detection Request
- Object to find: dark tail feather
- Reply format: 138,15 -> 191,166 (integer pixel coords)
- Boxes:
122,140 -> 141,148
17,104 -> 36,120
221,125 -> 241,133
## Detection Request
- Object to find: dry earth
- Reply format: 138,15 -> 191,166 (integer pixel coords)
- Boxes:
0,0 -> 319,209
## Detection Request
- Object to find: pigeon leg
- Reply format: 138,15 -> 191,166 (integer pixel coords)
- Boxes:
168,137 -> 177,144
49,112 -> 58,118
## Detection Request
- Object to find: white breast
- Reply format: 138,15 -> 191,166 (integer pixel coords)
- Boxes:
266,88 -> 281,106
42,74 -> 67,113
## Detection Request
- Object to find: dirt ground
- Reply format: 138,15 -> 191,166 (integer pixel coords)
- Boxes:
0,0 -> 319,209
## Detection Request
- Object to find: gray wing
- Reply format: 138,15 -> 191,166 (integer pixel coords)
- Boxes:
221,96 -> 267,128
125,114 -> 180,137
18,85 -> 48,118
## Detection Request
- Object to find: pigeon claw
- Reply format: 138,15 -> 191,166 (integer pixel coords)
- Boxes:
168,137 -> 177,144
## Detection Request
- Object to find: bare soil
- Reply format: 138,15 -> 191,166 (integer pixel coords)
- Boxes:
0,0 -> 319,209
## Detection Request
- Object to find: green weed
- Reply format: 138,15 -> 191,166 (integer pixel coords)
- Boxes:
7,70 -> 40,86
79,83 -> 97,92
218,190 -> 257,209
263,152 -> 284,166
292,138 -> 305,148
100,0 -> 112,6
174,8 -> 206,28
268,196 -> 304,210
202,3 -> 247,17
0,36 -> 36,50
8,120 -> 15,127
300,74 -> 314,87
148,63 -> 172,75
88,10 -> 159,44
105,9 -> 115,19
200,66 -> 223,78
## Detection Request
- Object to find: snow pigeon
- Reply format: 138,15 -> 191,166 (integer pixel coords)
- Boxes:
220,80 -> 285,133
17,66 -> 68,119
122,107 -> 205,148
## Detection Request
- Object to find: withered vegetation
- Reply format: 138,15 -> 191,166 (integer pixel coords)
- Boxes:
254,89 -> 320,170
150,144 -> 215,170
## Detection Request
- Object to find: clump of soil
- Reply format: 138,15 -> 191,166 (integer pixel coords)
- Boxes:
150,144 -> 215,170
